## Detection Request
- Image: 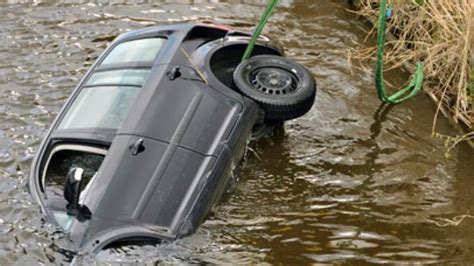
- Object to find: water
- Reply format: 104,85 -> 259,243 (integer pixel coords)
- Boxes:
0,0 -> 473,264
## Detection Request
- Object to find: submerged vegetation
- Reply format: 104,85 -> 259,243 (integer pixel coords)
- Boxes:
351,0 -> 473,146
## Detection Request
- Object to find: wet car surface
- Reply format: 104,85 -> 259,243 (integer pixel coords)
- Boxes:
29,22 -> 314,253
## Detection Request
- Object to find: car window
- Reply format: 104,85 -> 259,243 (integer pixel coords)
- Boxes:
44,147 -> 105,197
100,38 -> 166,65
85,69 -> 149,87
44,146 -> 106,231
58,86 -> 139,129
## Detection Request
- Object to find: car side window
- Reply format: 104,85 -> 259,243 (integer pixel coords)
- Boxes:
100,38 -> 166,65
58,86 -> 139,129
57,38 -> 166,130
85,69 -> 149,87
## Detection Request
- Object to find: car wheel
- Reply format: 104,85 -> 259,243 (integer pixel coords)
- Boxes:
233,55 -> 316,121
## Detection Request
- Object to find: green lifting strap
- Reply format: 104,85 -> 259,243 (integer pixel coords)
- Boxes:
375,0 -> 424,104
242,0 -> 279,61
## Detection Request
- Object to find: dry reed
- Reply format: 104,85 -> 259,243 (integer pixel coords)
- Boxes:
351,0 -> 473,144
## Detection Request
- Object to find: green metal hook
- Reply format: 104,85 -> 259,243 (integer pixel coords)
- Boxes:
375,0 -> 424,104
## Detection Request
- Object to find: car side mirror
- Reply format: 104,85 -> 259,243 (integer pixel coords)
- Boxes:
64,167 -> 84,216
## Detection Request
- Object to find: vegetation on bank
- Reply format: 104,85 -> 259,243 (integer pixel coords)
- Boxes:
350,0 -> 473,146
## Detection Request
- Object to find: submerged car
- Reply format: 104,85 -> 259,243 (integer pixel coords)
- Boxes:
28,23 -> 316,253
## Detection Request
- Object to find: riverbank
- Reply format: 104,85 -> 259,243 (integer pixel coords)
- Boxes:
350,0 -> 473,147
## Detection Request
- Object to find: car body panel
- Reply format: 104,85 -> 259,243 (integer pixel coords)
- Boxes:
28,23 -> 283,253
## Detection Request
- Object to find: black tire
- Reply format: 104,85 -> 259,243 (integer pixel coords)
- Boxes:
233,55 -> 316,121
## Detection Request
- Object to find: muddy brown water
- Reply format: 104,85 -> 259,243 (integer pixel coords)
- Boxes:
0,0 -> 473,264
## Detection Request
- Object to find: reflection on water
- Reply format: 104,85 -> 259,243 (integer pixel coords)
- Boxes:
0,0 -> 472,264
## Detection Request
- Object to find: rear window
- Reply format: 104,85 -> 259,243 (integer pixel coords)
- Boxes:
58,86 -> 139,130
100,38 -> 166,65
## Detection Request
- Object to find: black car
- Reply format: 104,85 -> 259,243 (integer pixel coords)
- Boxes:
28,23 -> 316,254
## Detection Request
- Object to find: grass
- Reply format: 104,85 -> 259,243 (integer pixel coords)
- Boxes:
351,0 -> 473,146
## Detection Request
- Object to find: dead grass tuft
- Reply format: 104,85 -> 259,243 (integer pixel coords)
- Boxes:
352,0 -> 473,143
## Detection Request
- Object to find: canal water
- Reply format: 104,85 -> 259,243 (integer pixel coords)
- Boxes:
0,0 -> 472,264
